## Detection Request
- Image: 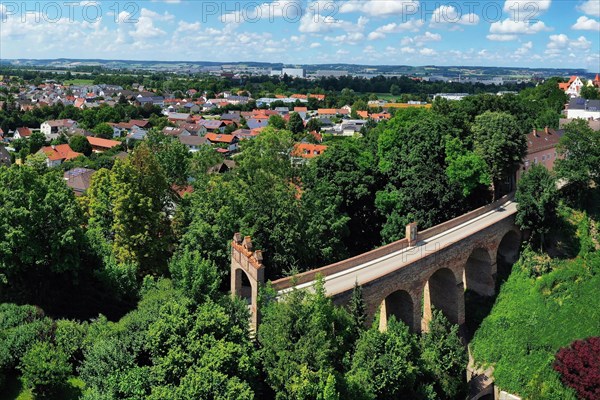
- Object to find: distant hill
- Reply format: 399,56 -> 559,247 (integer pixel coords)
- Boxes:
0,58 -> 592,79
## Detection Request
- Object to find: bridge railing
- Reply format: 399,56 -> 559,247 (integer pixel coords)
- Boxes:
270,193 -> 514,291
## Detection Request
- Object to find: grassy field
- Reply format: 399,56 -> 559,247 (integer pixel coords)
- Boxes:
471,202 -> 600,399
63,79 -> 94,86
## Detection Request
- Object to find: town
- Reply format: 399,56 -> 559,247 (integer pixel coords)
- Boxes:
1,63 -> 599,400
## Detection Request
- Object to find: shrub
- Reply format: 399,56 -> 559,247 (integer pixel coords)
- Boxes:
19,341 -> 71,398
553,337 -> 600,400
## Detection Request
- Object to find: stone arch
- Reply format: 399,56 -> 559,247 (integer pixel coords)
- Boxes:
233,267 -> 254,304
464,247 -> 495,297
379,289 -> 419,333
496,229 -> 521,281
422,267 -> 464,330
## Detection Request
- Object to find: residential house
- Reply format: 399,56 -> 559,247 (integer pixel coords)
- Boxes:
13,127 -> 33,140
231,129 -> 259,140
247,117 -> 269,130
0,145 -> 11,167
168,113 -> 194,124
519,127 -> 564,180
221,112 -> 242,123
559,118 -> 600,131
41,119 -> 78,139
207,160 -> 236,174
565,98 -> 600,120
37,144 -> 82,167
179,135 -> 208,152
291,143 -> 328,165
87,137 -> 122,152
162,127 -> 188,137
558,76 -> 584,97
177,123 -> 207,136
198,120 -> 227,133
64,168 -> 96,196
205,133 -> 239,152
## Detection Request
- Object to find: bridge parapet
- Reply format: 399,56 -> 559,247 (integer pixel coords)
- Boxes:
271,193 -> 515,292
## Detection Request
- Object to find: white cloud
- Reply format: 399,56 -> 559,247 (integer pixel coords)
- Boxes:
490,19 -> 550,35
578,0 -> 600,17
339,0 -> 420,17
400,46 -> 416,53
324,32 -> 365,45
310,42 -> 321,48
486,34 -> 518,41
419,47 -> 437,56
545,33 -> 592,57
298,12 -> 367,33
572,16 -> 600,30
367,19 -> 424,40
515,40 -> 533,55
430,5 -> 480,27
503,0 -> 551,20
401,31 -> 442,46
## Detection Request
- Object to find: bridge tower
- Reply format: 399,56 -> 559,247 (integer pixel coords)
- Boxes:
231,233 -> 264,333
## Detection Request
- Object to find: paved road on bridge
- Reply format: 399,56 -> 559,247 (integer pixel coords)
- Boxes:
279,200 -> 517,297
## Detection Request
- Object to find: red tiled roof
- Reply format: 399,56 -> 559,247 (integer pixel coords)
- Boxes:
87,136 -> 121,149
39,144 -> 82,161
16,127 -> 32,137
292,143 -> 328,159
527,128 -> 563,154
205,133 -> 236,143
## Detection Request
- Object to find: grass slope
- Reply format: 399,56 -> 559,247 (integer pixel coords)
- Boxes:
471,205 -> 600,399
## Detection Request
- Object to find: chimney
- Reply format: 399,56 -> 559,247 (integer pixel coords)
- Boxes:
51,145 -> 56,150
544,126 -> 549,134
532,128 -> 538,137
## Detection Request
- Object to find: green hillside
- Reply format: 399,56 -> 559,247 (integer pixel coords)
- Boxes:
471,203 -> 600,399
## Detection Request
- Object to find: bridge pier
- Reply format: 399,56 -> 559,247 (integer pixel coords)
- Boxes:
231,233 -> 264,333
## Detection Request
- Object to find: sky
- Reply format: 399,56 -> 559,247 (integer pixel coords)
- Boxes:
0,0 -> 599,70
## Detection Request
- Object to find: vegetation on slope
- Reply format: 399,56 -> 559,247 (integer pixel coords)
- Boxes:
471,198 -> 600,399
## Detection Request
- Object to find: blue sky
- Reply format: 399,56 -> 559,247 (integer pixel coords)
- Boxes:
0,0 -> 599,70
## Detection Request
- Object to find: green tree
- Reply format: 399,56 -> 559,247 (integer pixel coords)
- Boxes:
0,166 -> 84,285
580,85 -> 599,100
555,119 -> 600,192
19,341 -> 71,398
258,278 -> 354,398
69,135 -> 93,156
268,114 -> 286,129
28,131 -> 46,154
515,164 -> 558,248
472,111 -> 527,198
445,136 -> 491,198
110,143 -> 173,274
420,310 -> 468,400
287,112 -> 305,137
306,118 -> 322,133
94,123 -> 114,139
346,318 -> 421,400
376,110 -> 463,242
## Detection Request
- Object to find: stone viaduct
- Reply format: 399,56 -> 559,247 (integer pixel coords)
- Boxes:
231,195 -> 521,333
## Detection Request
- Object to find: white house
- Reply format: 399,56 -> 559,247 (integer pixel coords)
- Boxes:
558,76 -> 584,97
566,98 -> 600,120
41,119 -> 78,139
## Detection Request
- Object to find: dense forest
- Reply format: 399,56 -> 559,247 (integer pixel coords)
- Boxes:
1,78 -> 599,399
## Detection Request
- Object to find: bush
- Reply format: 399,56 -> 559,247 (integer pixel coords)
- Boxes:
553,337 -> 600,400
19,341 -> 71,398
69,135 -> 93,156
